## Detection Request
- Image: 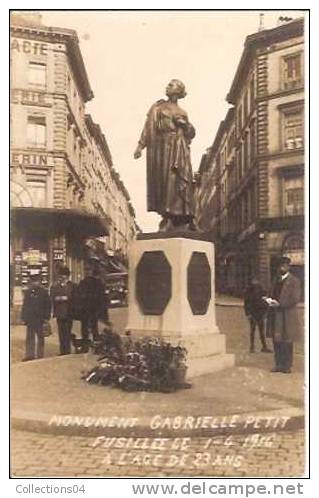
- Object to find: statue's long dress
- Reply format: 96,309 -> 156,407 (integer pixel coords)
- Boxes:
138,100 -> 195,218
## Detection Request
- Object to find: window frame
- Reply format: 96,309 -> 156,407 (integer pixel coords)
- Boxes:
281,175 -> 304,216
282,51 -> 303,91
27,115 -> 46,148
280,103 -> 304,151
28,61 -> 46,89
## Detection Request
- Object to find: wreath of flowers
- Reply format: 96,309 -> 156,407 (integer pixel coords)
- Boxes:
82,329 -> 190,392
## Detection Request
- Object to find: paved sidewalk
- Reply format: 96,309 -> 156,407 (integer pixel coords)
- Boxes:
11,305 -> 305,437
11,351 -> 304,437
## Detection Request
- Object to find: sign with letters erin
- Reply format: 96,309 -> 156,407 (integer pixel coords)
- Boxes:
11,152 -> 54,168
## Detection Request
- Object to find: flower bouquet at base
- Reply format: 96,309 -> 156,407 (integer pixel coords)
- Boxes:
82,328 -> 191,392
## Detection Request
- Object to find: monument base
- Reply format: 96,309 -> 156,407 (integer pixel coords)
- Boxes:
125,235 -> 235,379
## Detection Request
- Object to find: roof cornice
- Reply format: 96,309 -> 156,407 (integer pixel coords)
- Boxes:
227,18 -> 304,105
11,23 -> 94,103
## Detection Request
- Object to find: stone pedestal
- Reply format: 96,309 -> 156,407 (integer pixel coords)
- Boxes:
125,234 -> 234,378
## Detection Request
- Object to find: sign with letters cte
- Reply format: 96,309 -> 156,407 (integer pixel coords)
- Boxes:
11,38 -> 48,56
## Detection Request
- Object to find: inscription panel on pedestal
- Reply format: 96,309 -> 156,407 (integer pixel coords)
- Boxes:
136,250 -> 172,315
187,251 -> 211,315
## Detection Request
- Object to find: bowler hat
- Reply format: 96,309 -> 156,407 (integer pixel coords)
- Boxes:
279,255 -> 291,265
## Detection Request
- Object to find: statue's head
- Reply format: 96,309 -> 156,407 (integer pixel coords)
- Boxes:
166,79 -> 187,99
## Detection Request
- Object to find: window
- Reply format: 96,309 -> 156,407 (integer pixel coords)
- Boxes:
249,182 -> 256,222
250,75 -> 255,111
283,54 -> 302,90
243,133 -> 249,173
243,91 -> 249,124
237,145 -> 242,181
27,116 -> 46,147
283,110 -> 303,150
244,191 -> 249,227
27,180 -> 47,207
250,120 -> 256,161
28,62 -> 46,88
227,127 -> 236,155
283,177 -> 304,216
237,105 -> 242,136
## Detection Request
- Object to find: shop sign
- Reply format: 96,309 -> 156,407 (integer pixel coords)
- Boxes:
53,249 -> 65,262
11,152 -> 53,168
14,252 -> 22,285
11,38 -> 48,55
22,249 -> 41,265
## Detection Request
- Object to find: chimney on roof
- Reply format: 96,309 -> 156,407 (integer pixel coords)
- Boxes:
258,13 -> 265,32
10,11 -> 43,27
277,16 -> 293,26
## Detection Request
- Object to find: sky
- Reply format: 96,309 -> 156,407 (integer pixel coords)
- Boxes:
41,10 -> 303,232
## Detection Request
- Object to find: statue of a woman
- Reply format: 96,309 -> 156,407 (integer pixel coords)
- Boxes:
134,79 -> 196,232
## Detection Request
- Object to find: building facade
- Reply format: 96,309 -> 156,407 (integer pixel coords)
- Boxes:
196,18 -> 304,295
10,13 -> 138,314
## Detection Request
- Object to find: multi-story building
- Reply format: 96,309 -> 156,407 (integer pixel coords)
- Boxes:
196,18 -> 304,295
10,13 -> 138,313
83,114 -> 139,268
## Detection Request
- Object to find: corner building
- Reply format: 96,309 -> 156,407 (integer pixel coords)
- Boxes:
10,14 -> 138,315
196,18 -> 304,295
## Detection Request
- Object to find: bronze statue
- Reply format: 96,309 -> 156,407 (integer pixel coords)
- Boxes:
134,79 -> 197,232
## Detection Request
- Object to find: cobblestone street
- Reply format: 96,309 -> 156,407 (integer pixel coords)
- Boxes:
11,428 -> 305,477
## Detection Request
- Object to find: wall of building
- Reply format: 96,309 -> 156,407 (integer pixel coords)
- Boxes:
195,18 -> 304,295
10,17 -> 138,317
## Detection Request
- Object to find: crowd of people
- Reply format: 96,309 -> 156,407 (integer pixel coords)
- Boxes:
20,265 -> 109,361
20,255 -> 302,376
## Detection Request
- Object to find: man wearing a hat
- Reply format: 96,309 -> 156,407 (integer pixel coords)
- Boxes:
50,266 -> 75,355
21,273 -> 51,361
266,255 -> 302,373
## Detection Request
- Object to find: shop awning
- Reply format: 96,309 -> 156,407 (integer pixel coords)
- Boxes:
11,207 -> 109,238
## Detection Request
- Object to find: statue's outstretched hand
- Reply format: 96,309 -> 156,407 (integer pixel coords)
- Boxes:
134,145 -> 142,159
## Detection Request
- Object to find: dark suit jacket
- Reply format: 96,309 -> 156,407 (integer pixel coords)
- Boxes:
21,286 -> 51,325
244,283 -> 268,320
50,281 -> 75,320
77,276 -> 107,320
268,273 -> 302,341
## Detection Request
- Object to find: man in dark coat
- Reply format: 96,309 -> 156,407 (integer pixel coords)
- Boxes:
244,277 -> 271,353
267,256 -> 302,373
21,273 -> 51,361
78,266 -> 108,345
50,266 -> 74,355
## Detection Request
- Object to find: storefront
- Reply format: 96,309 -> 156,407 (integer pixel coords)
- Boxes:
10,207 -> 108,321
